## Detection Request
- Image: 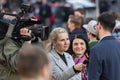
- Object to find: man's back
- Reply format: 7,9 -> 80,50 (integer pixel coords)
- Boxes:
88,36 -> 120,80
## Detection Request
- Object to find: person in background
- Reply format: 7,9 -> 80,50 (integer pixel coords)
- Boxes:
16,45 -> 51,80
74,8 -> 86,18
111,12 -> 120,41
70,35 -> 89,80
32,1 -> 41,19
53,0 -> 74,29
74,8 -> 87,26
88,12 -> 120,80
84,17 -> 94,24
49,27 -> 86,80
99,0 -> 110,14
83,20 -> 98,49
1,0 -> 9,11
67,15 -> 88,41
114,20 -> 120,41
40,0 -> 51,26
67,15 -> 88,55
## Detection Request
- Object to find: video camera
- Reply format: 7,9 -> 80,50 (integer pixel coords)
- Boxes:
0,4 -> 49,41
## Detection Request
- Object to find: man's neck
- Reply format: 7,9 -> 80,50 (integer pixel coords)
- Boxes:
99,32 -> 111,40
98,31 -> 111,43
89,37 -> 97,43
70,27 -> 75,32
89,35 -> 97,41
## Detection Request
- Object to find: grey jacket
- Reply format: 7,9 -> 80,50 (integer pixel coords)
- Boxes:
49,49 -> 82,80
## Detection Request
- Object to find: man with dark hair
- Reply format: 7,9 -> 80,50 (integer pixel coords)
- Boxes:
88,12 -> 120,80
16,45 -> 51,80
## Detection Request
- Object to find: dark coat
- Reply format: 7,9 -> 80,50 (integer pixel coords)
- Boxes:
88,36 -> 120,80
69,28 -> 88,42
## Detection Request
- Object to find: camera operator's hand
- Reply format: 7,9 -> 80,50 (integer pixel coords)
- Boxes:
20,28 -> 32,43
20,28 -> 31,36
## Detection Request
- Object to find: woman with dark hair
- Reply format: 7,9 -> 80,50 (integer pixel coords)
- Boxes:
70,35 -> 89,80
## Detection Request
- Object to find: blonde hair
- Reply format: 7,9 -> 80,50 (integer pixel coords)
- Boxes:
49,27 -> 68,41
46,28 -> 68,51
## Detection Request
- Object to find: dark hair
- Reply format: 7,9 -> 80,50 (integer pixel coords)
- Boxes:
70,35 -> 89,57
16,45 -> 49,78
98,12 -> 116,32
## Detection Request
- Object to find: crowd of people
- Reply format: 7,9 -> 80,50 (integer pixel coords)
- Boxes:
0,0 -> 120,80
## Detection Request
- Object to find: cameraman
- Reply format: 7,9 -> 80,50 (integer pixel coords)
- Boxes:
0,25 -> 43,80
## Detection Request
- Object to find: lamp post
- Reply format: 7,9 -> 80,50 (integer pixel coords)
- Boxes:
0,0 -> 3,10
96,0 -> 99,17
118,0 -> 120,12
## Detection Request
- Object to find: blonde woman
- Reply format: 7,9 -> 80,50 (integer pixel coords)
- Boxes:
49,27 -> 86,80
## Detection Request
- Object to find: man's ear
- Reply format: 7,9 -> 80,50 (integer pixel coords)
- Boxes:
98,22 -> 102,30
71,22 -> 75,28
88,31 -> 91,35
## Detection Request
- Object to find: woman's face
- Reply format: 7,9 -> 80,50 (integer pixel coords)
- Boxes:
72,38 -> 87,57
54,33 -> 70,53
